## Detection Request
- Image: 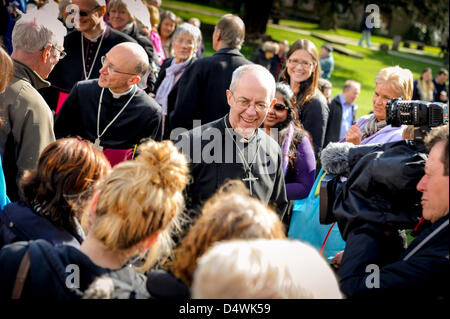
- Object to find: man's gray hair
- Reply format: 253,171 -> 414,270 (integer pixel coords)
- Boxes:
229,64 -> 276,100
12,11 -> 67,53
343,80 -> 361,91
216,14 -> 245,50
171,22 -> 202,52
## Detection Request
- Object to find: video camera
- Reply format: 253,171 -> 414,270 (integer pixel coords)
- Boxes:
386,98 -> 448,140
319,99 -> 447,239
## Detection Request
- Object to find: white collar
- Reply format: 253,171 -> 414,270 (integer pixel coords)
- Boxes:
83,21 -> 107,42
109,86 -> 135,99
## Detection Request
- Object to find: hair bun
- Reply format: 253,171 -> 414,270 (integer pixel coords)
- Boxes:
136,140 -> 189,193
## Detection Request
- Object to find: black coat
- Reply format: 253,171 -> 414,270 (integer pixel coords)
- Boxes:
0,201 -> 83,249
250,48 -> 271,70
338,215 -> 449,299
169,47 -> 252,132
297,92 -> 329,157
40,27 -> 136,111
152,57 -> 196,139
0,239 -> 153,298
324,94 -> 357,148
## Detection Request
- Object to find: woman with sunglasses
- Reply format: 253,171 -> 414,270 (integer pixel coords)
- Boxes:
279,39 -> 329,157
263,83 -> 316,228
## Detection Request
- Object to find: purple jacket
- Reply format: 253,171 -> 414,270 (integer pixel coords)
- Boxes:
285,136 -> 316,200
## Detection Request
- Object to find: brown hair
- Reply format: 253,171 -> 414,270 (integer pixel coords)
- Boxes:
424,124 -> 449,176
279,39 -> 320,106
0,46 -> 14,94
90,140 -> 189,270
20,138 -> 111,234
216,14 -> 245,50
170,180 -> 286,286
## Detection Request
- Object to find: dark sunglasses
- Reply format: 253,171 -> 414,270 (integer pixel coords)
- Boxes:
79,5 -> 100,17
273,103 -> 288,111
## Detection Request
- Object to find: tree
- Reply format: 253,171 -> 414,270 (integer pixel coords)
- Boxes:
241,0 -> 274,41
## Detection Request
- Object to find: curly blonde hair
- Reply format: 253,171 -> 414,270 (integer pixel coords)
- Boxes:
170,180 -> 286,286
90,140 -> 189,271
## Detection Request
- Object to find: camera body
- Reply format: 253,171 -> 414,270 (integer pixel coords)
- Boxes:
386,98 -> 448,140
319,99 -> 446,238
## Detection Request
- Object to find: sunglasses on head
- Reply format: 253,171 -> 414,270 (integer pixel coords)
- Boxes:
78,5 -> 100,16
273,103 -> 288,111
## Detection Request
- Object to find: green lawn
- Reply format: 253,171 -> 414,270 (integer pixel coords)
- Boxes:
162,1 -> 446,118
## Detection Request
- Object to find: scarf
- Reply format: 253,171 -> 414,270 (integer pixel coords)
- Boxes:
155,57 -> 192,115
361,114 -> 388,140
281,121 -> 295,176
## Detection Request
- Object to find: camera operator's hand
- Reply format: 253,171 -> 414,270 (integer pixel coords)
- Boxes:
331,251 -> 344,269
345,124 -> 362,145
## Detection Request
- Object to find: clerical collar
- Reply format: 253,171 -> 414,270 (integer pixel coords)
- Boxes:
224,115 -> 258,144
109,85 -> 135,99
83,22 -> 107,42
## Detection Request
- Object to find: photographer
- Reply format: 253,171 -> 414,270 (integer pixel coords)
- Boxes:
337,124 -> 449,299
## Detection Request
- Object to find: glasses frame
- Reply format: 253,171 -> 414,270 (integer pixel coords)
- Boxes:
230,91 -> 269,112
100,56 -> 138,76
79,5 -> 101,17
40,43 -> 67,60
287,58 -> 315,69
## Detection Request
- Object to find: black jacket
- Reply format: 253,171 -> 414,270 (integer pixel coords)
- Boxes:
0,239 -> 151,299
169,47 -> 252,132
0,201 -> 83,249
298,92 -> 329,157
338,215 -> 449,299
250,48 -> 271,70
324,94 -> 357,148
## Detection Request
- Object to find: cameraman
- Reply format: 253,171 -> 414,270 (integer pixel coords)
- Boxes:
337,124 -> 449,299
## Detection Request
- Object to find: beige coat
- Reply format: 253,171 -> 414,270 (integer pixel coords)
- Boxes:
0,59 -> 55,199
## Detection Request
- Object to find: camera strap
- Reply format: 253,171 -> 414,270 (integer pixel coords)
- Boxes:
403,219 -> 449,261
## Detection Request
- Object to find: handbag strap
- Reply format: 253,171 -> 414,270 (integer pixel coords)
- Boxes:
11,249 -> 31,299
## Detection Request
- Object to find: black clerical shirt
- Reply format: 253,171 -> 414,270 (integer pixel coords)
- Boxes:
54,80 -> 162,149
175,115 -> 289,220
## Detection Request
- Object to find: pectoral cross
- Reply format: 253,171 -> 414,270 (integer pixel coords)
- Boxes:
94,138 -> 103,151
242,169 -> 258,195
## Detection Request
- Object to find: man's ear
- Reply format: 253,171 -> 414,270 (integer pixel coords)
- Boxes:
269,97 -> 277,109
129,75 -> 142,86
98,5 -> 107,17
41,44 -> 52,63
226,89 -> 232,106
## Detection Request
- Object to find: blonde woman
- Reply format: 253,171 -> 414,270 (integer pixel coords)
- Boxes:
412,68 -> 434,101
0,140 -> 188,299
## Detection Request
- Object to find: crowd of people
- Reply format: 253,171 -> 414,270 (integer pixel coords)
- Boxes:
0,0 -> 448,300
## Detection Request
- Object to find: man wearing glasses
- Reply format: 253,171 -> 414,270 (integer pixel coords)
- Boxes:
54,43 -> 162,166
174,64 -> 289,239
41,0 -> 136,113
0,11 -> 67,201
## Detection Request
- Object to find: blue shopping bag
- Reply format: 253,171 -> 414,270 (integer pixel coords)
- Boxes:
288,168 -> 346,260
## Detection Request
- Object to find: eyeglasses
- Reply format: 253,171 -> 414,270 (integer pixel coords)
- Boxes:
100,56 -> 138,76
230,92 -> 269,112
273,103 -> 288,111
41,44 -> 67,60
51,45 -> 67,59
287,59 -> 315,69
79,5 -> 100,17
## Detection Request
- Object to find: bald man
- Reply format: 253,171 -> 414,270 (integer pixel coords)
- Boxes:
54,43 -> 162,165
40,0 -> 136,112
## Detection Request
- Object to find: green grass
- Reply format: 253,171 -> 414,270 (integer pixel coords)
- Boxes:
163,1 -> 446,118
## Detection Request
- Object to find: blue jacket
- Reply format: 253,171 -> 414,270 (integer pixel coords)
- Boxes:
338,215 -> 449,299
0,201 -> 83,249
